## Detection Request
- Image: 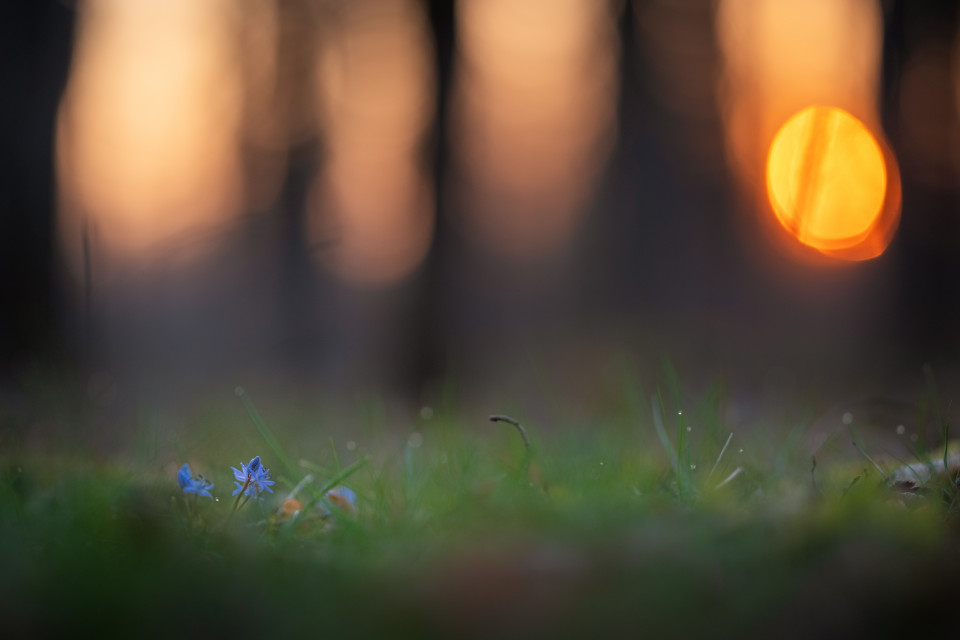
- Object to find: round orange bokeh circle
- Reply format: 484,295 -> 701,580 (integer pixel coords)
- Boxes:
765,106 -> 900,261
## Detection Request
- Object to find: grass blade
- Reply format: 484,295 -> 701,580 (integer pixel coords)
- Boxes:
715,467 -> 743,490
652,391 -> 679,476
708,432 -> 734,482
851,439 -> 887,480
237,387 -> 301,482
316,457 -> 369,499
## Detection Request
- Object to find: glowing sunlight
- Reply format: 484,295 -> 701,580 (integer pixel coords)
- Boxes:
766,106 -> 893,258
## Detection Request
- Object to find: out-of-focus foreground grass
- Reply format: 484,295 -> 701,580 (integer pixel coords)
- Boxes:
2,383 -> 960,638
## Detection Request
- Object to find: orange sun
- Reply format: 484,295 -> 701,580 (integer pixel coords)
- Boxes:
765,105 -> 899,260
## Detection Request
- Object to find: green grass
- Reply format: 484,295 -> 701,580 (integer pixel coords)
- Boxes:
2,382 -> 960,638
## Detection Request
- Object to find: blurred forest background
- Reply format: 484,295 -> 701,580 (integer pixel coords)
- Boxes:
2,0 -> 960,428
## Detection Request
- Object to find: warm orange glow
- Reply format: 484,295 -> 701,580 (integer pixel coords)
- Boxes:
450,0 -> 619,258
716,0 -> 893,260
57,0 -> 244,277
308,0 -> 435,287
717,0 -> 882,182
766,106 -> 898,259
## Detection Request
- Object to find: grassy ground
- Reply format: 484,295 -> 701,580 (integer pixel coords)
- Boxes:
2,381 -> 960,638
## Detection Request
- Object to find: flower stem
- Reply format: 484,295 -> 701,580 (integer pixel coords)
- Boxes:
233,478 -> 251,512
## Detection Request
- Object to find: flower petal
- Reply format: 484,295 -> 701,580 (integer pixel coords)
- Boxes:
177,464 -> 192,489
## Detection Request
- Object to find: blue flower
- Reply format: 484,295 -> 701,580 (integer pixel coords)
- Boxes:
177,463 -> 215,499
316,486 -> 357,516
326,486 -> 356,510
231,455 -> 275,498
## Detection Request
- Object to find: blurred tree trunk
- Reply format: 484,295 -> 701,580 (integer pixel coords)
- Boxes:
0,1 -> 74,372
401,0 -> 457,400
883,0 -> 960,363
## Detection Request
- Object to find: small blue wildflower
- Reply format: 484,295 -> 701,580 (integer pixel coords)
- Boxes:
177,463 -> 215,499
177,464 -> 191,489
231,455 -> 275,498
326,486 -> 356,510
316,485 -> 357,516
